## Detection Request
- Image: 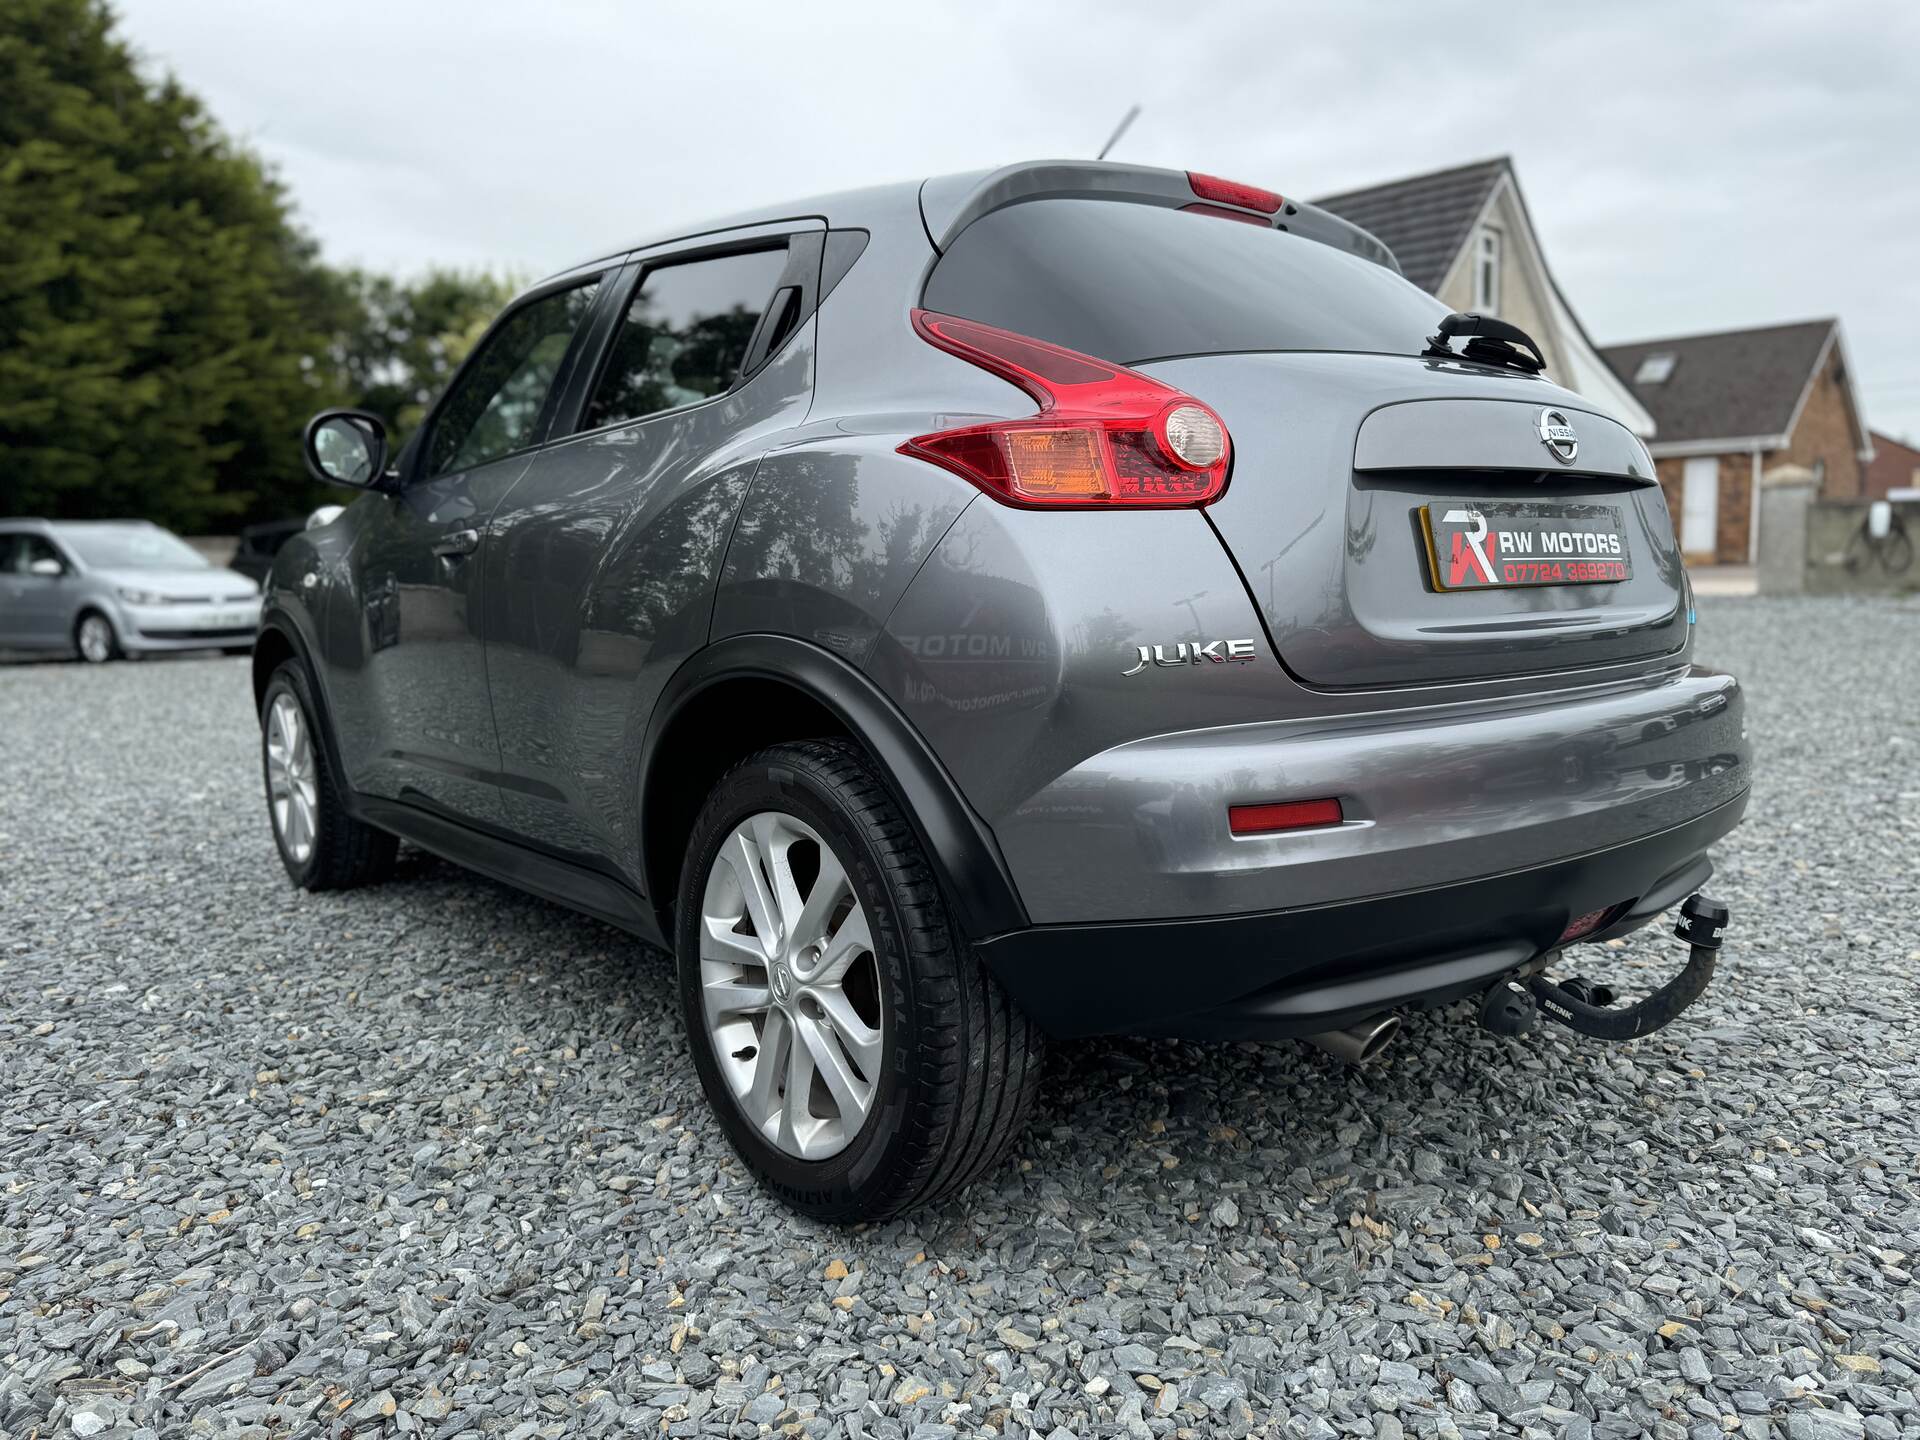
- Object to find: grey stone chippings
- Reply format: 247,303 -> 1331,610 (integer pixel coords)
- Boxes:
2,598 -> 1919,1438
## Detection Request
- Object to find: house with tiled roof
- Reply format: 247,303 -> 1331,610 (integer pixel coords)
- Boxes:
1602,320 -> 1873,564
1315,157 -> 1656,438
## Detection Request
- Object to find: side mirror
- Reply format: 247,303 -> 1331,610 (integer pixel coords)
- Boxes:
302,408 -> 391,490
28,557 -> 63,578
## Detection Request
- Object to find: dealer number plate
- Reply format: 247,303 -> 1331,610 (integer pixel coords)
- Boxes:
1419,501 -> 1632,591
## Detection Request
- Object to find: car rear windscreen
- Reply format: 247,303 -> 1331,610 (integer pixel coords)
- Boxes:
922,199 -> 1448,365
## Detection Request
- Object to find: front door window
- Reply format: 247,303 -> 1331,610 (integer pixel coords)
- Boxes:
427,280 -> 601,477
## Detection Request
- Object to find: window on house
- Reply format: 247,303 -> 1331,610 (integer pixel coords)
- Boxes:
1812,459 -> 1827,490
1473,228 -> 1501,315
1635,353 -> 1677,385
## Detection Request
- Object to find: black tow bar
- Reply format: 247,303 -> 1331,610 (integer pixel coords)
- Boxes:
1478,894 -> 1731,1042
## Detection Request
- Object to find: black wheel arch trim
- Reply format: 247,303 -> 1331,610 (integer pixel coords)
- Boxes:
255,605 -> 359,813
640,633 -> 1031,942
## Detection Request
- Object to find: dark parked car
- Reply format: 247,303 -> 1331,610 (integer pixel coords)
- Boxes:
230,519 -> 306,587
255,161 -> 1749,1219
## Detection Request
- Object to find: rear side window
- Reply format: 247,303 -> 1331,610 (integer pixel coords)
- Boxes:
429,279 -> 601,476
922,199 -> 1447,364
581,247 -> 790,432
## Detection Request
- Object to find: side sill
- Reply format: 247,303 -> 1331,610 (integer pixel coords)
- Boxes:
357,796 -> 668,950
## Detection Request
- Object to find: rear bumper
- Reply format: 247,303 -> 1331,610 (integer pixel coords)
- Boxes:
995,663 -> 1748,925
975,788 -> 1747,1040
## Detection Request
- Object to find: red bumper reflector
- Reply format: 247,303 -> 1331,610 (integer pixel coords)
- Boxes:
1229,798 -> 1343,836
1557,906 -> 1617,944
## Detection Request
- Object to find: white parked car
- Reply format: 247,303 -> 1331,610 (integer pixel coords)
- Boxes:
0,518 -> 261,661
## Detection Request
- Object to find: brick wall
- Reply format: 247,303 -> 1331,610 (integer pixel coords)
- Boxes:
1782,351 -> 1865,499
1865,433 -> 1920,500
1655,453 -> 1753,565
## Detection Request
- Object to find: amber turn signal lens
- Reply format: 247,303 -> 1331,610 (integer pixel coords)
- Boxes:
1004,428 -> 1107,499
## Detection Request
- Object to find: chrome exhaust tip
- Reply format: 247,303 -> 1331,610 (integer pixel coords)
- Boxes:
1303,1013 -> 1402,1065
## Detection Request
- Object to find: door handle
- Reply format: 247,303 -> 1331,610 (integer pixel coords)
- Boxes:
433,529 -> 480,559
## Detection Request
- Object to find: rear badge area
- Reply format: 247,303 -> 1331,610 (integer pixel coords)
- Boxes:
1419,501 -> 1632,591
1121,638 -> 1258,675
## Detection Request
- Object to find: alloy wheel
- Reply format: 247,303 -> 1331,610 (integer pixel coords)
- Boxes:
77,614 -> 114,663
266,692 -> 320,864
699,810 -> 885,1161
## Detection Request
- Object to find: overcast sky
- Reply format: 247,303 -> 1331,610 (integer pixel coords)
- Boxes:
114,0 -> 1920,442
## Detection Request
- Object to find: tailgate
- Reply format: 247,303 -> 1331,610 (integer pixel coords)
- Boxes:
1142,352 -> 1687,688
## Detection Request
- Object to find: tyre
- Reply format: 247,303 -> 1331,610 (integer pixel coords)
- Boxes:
75,610 -> 119,663
1885,526 -> 1915,576
260,660 -> 398,890
1843,528 -> 1870,575
676,739 -> 1043,1221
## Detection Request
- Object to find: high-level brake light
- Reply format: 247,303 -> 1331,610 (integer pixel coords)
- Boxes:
900,311 -> 1233,509
1186,172 -> 1283,214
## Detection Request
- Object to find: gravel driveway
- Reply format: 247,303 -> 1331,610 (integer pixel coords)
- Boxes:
3,597 -> 1917,1440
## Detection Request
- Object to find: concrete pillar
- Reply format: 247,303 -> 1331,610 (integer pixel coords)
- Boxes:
1757,463 -> 1817,596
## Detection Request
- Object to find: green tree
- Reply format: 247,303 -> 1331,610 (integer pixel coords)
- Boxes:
325,266 -> 518,445
0,0 -> 345,530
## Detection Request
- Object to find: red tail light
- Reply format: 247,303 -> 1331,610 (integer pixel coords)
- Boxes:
900,311 -> 1232,509
1187,171 -> 1283,214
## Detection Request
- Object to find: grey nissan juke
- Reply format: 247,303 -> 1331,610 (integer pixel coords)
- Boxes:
261,161 -> 1748,1220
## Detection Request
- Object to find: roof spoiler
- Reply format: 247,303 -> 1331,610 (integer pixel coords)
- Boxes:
918,160 -> 1401,275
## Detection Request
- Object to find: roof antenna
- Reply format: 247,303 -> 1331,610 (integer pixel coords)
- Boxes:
1096,104 -> 1141,161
